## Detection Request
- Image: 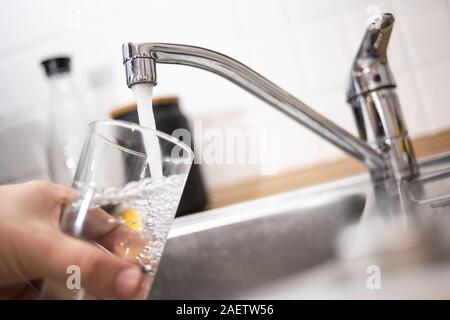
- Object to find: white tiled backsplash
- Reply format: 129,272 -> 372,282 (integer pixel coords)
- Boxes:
0,0 -> 449,189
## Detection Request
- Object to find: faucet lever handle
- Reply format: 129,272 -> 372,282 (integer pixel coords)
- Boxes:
347,13 -> 396,102
357,13 -> 395,60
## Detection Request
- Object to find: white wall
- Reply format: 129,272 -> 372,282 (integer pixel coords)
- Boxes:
0,0 -> 449,189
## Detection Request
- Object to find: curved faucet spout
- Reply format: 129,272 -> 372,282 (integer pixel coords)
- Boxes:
122,42 -> 386,171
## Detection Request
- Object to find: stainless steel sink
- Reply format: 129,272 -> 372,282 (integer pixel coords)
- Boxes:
149,176 -> 369,299
149,152 -> 450,299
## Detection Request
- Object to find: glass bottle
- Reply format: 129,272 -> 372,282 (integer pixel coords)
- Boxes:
41,57 -> 88,186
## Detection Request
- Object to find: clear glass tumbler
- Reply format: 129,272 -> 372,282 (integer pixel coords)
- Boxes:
40,120 -> 193,299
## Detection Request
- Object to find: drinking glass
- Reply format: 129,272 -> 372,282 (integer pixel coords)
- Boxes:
40,120 -> 193,299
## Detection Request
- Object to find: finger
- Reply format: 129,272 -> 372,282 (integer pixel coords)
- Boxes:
23,180 -> 76,206
79,207 -> 148,263
0,283 -> 39,300
34,233 -> 145,299
14,283 -> 39,300
97,224 -> 148,264
78,207 -> 121,240
0,284 -> 24,300
23,181 -> 77,225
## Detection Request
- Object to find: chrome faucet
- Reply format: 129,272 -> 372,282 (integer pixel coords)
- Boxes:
347,13 -> 418,180
122,13 -> 417,181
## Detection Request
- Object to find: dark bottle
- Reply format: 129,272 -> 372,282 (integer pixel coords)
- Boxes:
111,96 -> 208,216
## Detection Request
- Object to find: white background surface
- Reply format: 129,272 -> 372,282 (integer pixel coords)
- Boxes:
0,0 -> 449,189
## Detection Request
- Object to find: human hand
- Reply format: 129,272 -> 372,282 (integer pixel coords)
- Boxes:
0,181 -> 146,299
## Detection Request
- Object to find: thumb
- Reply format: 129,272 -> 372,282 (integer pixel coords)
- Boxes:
34,233 -> 145,299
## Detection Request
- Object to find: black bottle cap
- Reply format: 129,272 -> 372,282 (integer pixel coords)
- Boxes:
41,56 -> 71,76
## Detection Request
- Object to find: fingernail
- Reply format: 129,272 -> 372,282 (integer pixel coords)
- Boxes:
116,267 -> 142,298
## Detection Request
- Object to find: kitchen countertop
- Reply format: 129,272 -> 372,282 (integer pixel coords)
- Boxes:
209,128 -> 450,209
